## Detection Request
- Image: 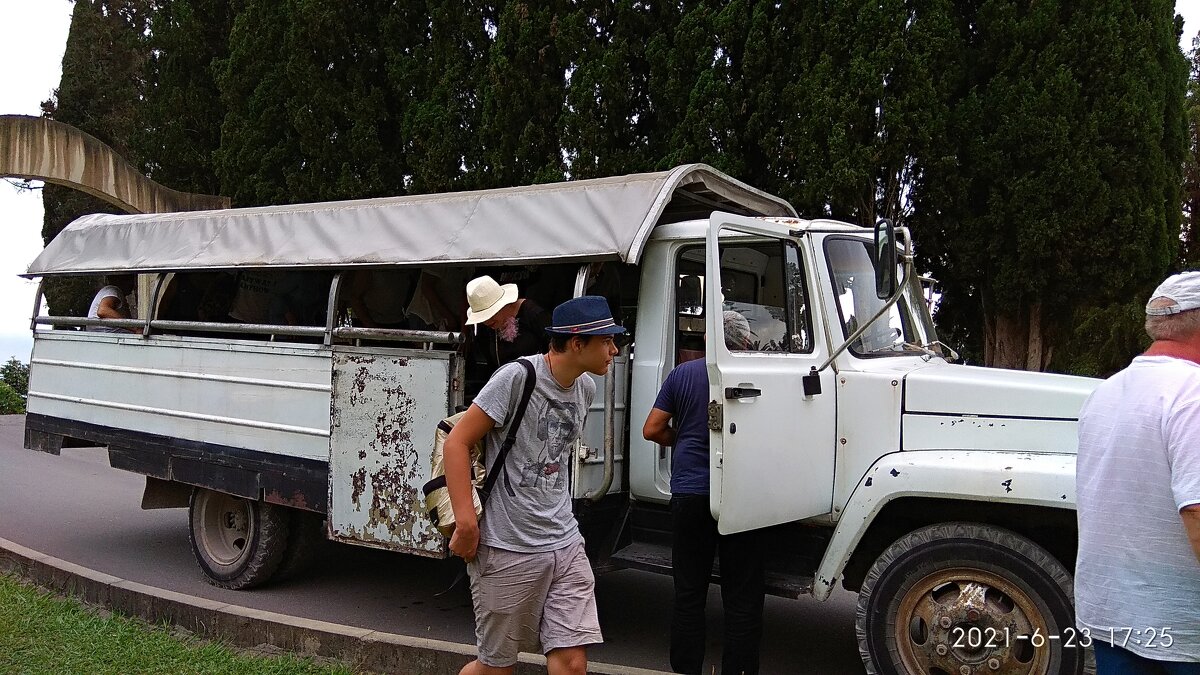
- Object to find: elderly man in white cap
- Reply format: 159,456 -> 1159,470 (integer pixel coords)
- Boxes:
464,274 -> 549,372
1075,271 -> 1200,674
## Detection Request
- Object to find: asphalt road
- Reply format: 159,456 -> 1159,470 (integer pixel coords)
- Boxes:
0,415 -> 864,673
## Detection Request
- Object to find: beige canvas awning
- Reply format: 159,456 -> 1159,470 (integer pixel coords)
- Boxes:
25,164 -> 795,276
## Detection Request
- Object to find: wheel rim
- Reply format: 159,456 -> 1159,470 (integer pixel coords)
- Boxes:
894,566 -> 1052,675
195,490 -> 255,568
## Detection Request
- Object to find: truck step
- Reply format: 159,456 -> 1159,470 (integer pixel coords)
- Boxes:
608,542 -> 814,599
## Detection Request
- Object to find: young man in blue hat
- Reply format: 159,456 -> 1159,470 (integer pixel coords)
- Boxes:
444,295 -> 623,675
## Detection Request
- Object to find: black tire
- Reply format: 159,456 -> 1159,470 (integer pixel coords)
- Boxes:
272,510 -> 325,583
855,522 -> 1084,675
188,487 -> 289,590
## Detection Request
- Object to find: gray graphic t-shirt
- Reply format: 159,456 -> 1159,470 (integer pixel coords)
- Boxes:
473,355 -> 595,553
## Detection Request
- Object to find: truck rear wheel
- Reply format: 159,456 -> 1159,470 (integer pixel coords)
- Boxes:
855,522 -> 1083,675
272,510 -> 324,583
188,487 -> 289,589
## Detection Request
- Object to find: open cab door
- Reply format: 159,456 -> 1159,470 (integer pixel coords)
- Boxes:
705,213 -> 837,534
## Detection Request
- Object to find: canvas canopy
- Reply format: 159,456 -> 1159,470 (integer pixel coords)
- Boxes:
25,164 -> 795,277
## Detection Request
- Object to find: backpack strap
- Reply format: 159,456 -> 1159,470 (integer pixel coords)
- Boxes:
478,358 -> 537,504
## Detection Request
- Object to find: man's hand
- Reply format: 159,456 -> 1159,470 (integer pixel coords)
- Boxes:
450,518 -> 480,561
1183,505 -> 1200,564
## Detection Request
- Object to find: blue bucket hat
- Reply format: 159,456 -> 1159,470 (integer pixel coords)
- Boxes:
547,296 -> 626,335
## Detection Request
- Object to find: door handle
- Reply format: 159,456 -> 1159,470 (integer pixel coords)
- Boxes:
724,386 -> 761,400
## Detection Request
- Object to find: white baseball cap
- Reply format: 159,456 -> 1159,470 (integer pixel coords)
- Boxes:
1147,271 -> 1200,316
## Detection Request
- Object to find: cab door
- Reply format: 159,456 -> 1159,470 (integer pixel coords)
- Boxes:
705,214 -> 837,534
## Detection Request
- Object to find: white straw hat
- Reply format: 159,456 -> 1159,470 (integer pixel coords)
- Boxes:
465,275 -> 519,325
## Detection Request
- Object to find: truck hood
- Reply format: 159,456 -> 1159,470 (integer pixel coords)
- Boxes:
904,363 -> 1099,420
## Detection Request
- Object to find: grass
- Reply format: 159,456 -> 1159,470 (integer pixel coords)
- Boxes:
0,574 -> 357,675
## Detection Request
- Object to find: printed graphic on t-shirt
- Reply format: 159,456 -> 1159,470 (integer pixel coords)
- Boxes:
518,398 -> 579,489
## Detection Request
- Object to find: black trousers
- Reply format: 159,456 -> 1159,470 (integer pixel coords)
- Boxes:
670,494 -> 766,675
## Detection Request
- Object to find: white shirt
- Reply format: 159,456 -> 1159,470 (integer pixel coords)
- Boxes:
87,285 -> 127,333
1075,355 -> 1200,661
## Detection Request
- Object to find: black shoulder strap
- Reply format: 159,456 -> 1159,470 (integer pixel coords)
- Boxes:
479,358 -> 537,503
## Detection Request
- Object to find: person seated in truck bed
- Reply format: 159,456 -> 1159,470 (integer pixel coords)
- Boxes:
344,269 -> 420,329
406,267 -> 467,332
267,271 -> 332,327
87,275 -> 136,333
228,269 -> 280,325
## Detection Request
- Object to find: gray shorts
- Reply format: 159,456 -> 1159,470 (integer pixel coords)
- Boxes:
467,540 -> 603,667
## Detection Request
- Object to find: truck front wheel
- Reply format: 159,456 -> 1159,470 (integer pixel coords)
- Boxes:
855,522 -> 1083,675
188,487 -> 289,589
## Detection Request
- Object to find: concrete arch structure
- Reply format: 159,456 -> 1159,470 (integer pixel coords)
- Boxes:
0,114 -> 229,214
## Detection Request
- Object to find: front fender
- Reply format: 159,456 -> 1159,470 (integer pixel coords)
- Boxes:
812,450 -> 1076,601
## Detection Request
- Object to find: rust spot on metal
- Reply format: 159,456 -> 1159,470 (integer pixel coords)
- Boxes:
265,489 -> 310,510
1000,479 -> 1013,493
889,468 -> 900,477
351,467 -> 366,506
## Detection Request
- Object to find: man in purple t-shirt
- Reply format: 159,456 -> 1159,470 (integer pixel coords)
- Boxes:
642,311 -> 766,675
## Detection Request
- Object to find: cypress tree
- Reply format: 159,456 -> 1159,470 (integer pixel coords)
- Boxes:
384,0 -> 494,193
915,0 -> 1186,371
213,0 -> 296,205
133,0 -> 234,196
478,1 -> 571,186
216,0 -> 402,205
1183,31 -> 1200,266
42,0 -> 152,315
558,0 -> 673,178
766,0 -> 957,226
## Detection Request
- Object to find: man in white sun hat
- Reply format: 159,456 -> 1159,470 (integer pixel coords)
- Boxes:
464,274 -> 549,372
1075,271 -> 1200,674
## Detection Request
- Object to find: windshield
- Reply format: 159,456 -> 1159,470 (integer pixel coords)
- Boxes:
824,237 -> 940,358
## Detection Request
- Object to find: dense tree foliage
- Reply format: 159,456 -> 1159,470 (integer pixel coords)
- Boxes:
40,0 -> 1189,373
0,383 -> 24,416
1183,33 -> 1200,268
133,0 -> 233,195
0,358 -> 28,414
41,0 -> 152,316
0,358 -> 29,398
915,0 -> 1186,371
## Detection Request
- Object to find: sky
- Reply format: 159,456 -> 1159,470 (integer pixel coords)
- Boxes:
2,1 -> 1200,363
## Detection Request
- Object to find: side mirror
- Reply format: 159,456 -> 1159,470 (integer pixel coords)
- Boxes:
874,218 -> 898,299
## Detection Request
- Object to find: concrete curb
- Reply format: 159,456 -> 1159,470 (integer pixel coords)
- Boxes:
0,536 -> 670,675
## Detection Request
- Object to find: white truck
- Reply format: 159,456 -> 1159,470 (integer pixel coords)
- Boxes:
20,165 -> 1097,674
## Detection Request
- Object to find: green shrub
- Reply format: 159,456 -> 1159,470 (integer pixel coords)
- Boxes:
1,357 -> 28,396
0,382 -> 24,415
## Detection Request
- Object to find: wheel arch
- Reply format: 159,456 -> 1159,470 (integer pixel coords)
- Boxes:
839,497 -> 1078,593
813,450 -> 1078,600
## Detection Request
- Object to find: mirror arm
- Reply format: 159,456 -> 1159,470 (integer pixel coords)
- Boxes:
926,340 -> 960,363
